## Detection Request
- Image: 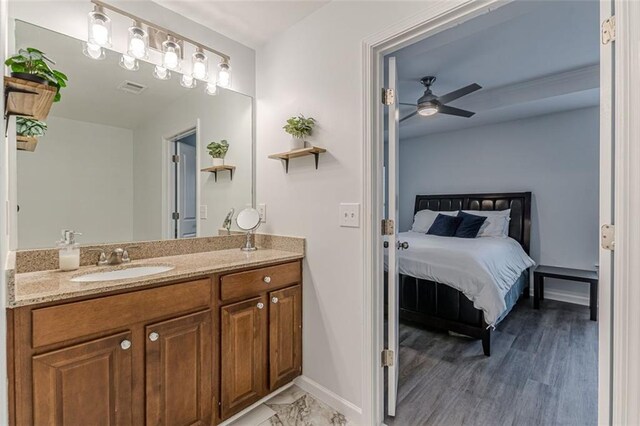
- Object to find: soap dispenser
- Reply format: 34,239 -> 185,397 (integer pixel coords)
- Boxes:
58,230 -> 82,271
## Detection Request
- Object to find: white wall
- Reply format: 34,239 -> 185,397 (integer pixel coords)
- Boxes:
256,1 -> 432,418
17,116 -> 134,248
399,107 -> 600,301
133,89 -> 252,241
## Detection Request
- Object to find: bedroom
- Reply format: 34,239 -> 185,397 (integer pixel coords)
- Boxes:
383,1 -> 600,424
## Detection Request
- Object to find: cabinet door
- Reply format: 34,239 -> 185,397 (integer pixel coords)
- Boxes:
220,296 -> 267,419
269,285 -> 302,390
146,310 -> 212,426
32,331 -> 133,426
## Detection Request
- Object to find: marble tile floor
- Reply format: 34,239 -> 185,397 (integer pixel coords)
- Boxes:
229,385 -> 352,426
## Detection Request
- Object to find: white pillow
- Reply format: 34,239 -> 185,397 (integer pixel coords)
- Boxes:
460,209 -> 511,237
411,209 -> 457,233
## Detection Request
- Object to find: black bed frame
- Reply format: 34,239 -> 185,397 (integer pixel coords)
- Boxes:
397,192 -> 532,356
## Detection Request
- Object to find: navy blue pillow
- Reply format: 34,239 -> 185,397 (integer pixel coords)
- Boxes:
427,214 -> 463,237
455,211 -> 487,238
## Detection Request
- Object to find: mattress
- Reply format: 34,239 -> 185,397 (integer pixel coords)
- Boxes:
385,232 -> 535,325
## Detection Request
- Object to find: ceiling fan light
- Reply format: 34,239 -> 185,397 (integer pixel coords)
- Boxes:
418,102 -> 439,117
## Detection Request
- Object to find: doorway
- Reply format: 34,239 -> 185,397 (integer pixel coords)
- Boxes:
362,0 -> 615,424
169,129 -> 198,239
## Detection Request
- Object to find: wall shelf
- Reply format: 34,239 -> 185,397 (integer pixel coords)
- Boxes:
4,76 -> 56,121
16,136 -> 38,152
268,146 -> 327,173
201,165 -> 235,181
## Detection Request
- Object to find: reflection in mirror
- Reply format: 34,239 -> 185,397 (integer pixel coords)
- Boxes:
236,208 -> 261,252
15,21 -> 253,249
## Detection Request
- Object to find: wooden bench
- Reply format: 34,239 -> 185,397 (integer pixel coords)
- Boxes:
533,265 -> 598,321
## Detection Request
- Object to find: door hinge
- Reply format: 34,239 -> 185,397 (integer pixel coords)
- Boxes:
381,219 -> 394,235
381,88 -> 395,106
172,212 -> 180,220
602,16 -> 615,45
381,349 -> 394,367
172,154 -> 180,163
601,224 -> 615,250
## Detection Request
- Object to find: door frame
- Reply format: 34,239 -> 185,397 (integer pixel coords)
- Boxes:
361,0 -> 622,424
162,121 -> 201,240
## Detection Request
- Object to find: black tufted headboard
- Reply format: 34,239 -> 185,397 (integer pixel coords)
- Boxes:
414,192 -> 532,254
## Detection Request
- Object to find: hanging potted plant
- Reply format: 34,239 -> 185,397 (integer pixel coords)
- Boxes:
283,114 -> 316,150
207,140 -> 229,166
16,117 -> 47,151
4,47 -> 68,102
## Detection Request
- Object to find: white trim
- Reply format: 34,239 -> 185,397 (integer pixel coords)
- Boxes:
612,0 -> 640,424
294,375 -> 362,423
539,289 -> 590,307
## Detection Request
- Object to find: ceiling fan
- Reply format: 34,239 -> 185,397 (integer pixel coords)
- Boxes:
400,76 -> 482,123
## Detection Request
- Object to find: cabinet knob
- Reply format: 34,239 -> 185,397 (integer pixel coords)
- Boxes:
148,332 -> 159,342
257,302 -> 265,310
271,297 -> 279,304
263,276 -> 271,284
120,339 -> 132,350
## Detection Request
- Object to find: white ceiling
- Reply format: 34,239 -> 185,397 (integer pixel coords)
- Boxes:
151,0 -> 330,48
391,0 -> 600,139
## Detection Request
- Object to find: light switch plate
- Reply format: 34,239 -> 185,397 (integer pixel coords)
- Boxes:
339,203 -> 360,228
257,203 -> 267,223
200,205 -> 208,220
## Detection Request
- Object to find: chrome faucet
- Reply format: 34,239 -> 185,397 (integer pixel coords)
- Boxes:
89,246 -> 139,266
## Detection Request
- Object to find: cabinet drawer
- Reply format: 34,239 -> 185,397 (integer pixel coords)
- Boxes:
32,278 -> 211,348
220,262 -> 300,302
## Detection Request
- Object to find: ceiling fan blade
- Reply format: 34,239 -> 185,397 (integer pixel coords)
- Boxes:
400,111 -> 418,123
400,102 -> 418,106
437,83 -> 482,104
438,105 -> 475,118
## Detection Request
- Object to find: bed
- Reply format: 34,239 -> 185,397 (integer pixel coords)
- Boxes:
385,192 -> 534,356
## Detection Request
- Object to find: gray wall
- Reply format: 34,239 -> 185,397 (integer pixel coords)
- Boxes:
400,107 -> 599,302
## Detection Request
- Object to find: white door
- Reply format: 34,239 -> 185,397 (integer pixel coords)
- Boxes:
385,55 -> 401,417
177,141 -> 197,238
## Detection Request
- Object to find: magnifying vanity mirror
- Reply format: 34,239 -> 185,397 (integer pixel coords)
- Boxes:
236,208 -> 261,251
13,21 -> 254,249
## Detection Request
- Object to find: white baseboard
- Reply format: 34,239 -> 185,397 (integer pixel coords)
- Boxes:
529,287 -> 590,306
294,375 -> 363,424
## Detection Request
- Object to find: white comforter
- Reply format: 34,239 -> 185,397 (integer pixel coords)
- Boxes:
384,232 -> 535,326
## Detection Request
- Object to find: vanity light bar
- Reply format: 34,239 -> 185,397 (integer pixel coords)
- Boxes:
90,0 -> 231,62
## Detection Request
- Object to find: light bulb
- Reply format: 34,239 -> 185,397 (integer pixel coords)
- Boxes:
127,23 -> 148,59
217,60 -> 231,88
153,65 -> 171,80
88,6 -> 111,47
162,38 -> 181,70
206,81 -> 218,96
180,74 -> 196,89
119,54 -> 139,71
192,49 -> 208,80
82,42 -> 105,60
418,102 -> 439,116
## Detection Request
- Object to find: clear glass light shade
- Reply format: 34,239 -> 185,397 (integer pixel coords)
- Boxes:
205,81 -> 218,96
180,74 -> 197,89
217,60 -> 231,88
88,8 -> 111,47
153,65 -> 171,80
119,54 -> 139,71
162,39 -> 181,70
192,50 -> 208,80
82,42 -> 105,60
127,24 -> 148,59
418,103 -> 439,116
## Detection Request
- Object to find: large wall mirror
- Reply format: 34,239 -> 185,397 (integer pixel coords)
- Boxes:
14,21 -> 254,249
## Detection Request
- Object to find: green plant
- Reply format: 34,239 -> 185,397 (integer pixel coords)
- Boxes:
5,48 -> 68,102
283,114 -> 316,139
16,117 -> 47,137
206,140 -> 229,158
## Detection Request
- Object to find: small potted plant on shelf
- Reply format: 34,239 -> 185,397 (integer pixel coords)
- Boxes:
283,114 -> 316,150
207,140 -> 229,166
16,117 -> 47,151
5,47 -> 68,102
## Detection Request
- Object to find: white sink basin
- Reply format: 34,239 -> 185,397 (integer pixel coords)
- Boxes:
71,265 -> 174,283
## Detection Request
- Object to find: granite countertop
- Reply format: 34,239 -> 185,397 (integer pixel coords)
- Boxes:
9,248 -> 303,308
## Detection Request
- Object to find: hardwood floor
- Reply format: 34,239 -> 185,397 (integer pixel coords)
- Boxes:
386,299 -> 598,426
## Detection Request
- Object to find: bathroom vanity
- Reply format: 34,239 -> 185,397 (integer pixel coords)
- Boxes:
6,245 -> 303,425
